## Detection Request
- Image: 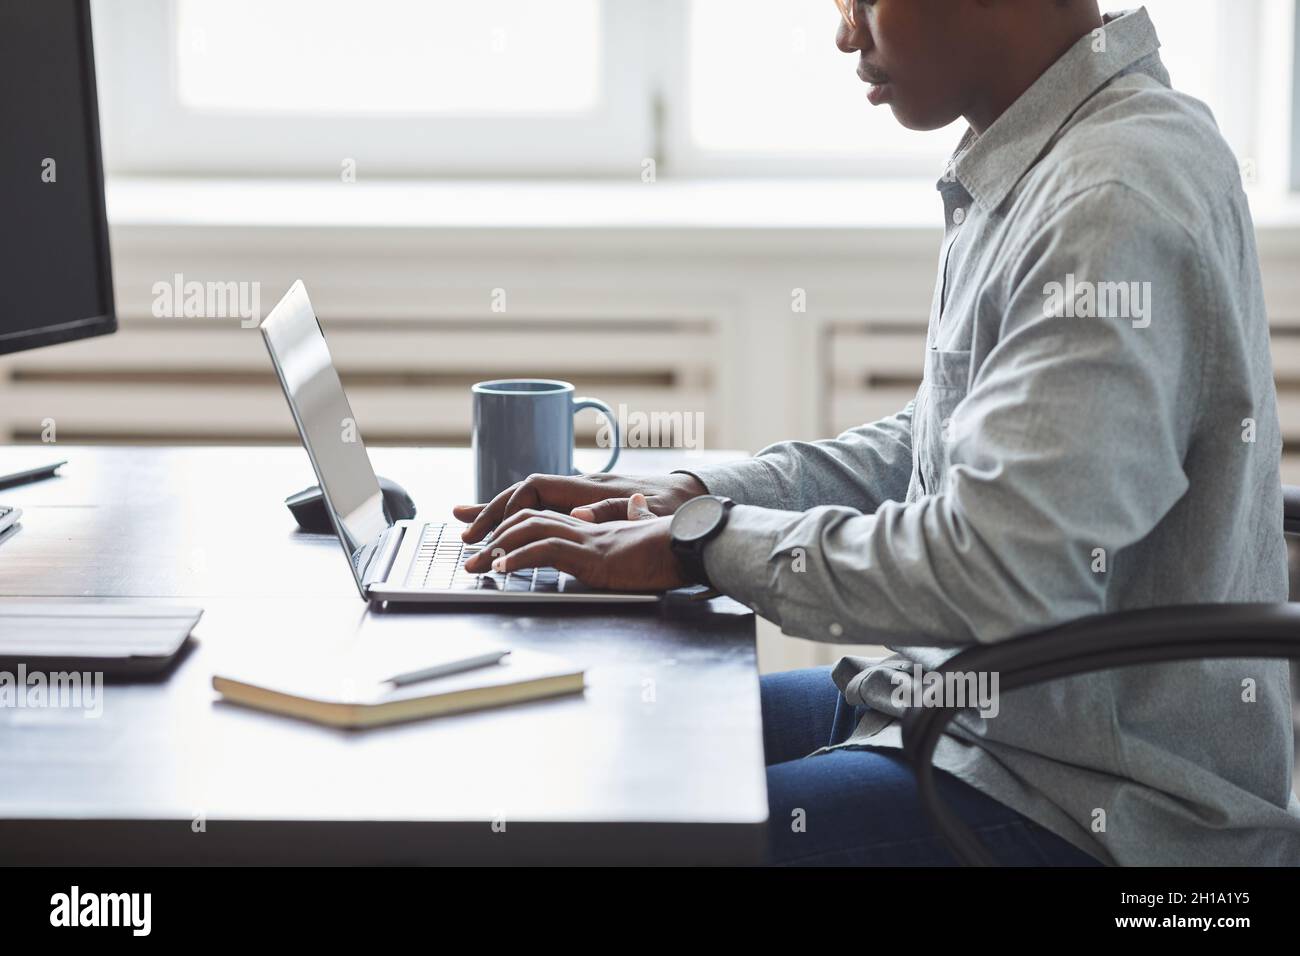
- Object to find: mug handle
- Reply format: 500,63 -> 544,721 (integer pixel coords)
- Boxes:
572,397 -> 620,475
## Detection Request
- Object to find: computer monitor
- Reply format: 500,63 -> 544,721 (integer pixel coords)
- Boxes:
0,0 -> 115,356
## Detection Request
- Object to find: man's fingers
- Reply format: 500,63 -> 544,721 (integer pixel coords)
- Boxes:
571,497 -> 632,523
493,538 -> 592,579
490,515 -> 586,554
463,515 -> 585,572
461,483 -> 521,542
463,474 -> 579,541
501,475 -> 564,524
627,493 -> 656,521
491,506 -> 584,542
464,474 -> 634,537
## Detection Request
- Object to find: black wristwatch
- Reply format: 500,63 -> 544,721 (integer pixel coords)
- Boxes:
669,495 -> 735,588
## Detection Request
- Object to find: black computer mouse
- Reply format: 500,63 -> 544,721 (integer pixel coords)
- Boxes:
286,476 -> 417,533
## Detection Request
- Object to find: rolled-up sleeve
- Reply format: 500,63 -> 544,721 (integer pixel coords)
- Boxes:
698,184 -> 1204,646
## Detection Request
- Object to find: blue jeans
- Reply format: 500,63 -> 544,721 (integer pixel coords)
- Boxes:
762,667 -> 1103,866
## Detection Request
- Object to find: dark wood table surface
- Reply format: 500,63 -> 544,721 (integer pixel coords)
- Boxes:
0,445 -> 767,864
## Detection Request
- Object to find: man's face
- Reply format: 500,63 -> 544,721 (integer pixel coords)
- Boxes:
836,0 -> 979,131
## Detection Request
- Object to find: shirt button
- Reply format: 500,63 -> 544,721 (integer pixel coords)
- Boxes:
952,206 -> 966,226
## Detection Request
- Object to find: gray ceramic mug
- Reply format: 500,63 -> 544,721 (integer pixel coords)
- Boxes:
472,379 -> 621,502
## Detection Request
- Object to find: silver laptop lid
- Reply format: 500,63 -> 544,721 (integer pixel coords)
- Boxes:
259,280 -> 390,597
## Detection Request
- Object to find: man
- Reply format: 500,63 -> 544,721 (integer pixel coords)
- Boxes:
455,3 -> 1300,865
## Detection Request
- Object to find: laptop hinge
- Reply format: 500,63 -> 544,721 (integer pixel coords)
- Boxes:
359,524 -> 406,592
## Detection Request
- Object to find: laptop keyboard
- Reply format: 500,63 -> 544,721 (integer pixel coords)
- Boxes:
404,522 -> 566,593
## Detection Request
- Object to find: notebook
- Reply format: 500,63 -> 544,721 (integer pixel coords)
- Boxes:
0,602 -> 202,676
212,645 -> 584,728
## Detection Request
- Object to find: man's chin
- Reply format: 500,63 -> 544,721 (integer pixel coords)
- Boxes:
889,101 -> 961,133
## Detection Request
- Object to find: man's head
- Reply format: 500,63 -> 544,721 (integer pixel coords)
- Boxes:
834,0 -> 1104,133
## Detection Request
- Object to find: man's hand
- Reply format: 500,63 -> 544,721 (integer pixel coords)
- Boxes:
453,472 -> 707,543
460,494 -> 689,591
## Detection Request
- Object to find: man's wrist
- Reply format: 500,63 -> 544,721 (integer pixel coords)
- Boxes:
668,470 -> 710,502
669,495 -> 735,588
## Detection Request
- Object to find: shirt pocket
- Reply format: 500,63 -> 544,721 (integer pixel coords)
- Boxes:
915,348 -> 972,494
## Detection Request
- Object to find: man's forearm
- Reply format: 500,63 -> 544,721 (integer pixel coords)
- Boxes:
676,401 -> 916,514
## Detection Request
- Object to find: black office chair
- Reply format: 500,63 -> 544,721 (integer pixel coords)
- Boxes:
902,485 -> 1300,866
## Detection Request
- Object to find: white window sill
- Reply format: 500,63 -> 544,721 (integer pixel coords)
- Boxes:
107,176 -> 1300,235
106,177 -> 950,231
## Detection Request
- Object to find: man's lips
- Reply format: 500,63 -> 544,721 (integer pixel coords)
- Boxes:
857,62 -> 893,105
857,62 -> 890,86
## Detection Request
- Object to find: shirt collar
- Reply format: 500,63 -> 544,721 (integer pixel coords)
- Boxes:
942,7 -> 1165,211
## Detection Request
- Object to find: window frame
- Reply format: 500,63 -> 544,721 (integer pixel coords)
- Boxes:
1290,0 -> 1300,190
90,0 -> 1294,186
655,0 -> 961,180
92,0 -> 655,178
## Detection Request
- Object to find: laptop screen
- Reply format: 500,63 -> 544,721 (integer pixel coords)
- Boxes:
260,281 -> 390,596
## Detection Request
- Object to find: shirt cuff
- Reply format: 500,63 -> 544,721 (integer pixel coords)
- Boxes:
698,503 -> 800,608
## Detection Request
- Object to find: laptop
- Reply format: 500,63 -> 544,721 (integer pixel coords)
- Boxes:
259,280 -> 659,606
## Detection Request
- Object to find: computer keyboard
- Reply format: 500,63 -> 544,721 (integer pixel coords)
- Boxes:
405,522 -> 565,592
0,504 -> 20,535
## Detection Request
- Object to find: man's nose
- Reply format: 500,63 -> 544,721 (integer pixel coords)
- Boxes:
835,16 -> 866,54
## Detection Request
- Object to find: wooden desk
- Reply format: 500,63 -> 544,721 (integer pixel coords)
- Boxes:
0,445 -> 767,864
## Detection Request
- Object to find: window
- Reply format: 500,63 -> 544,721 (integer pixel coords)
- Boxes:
174,0 -> 602,114
93,0 -> 653,176
1138,0 -> 1260,177
668,0 -> 1285,180
1139,0 -> 1296,194
1289,0 -> 1300,190
92,0 -> 1294,185
668,0 -> 960,176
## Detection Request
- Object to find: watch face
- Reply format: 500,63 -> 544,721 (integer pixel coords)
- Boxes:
674,496 -> 725,543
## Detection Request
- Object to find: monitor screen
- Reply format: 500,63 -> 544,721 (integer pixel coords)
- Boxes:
0,0 -> 115,356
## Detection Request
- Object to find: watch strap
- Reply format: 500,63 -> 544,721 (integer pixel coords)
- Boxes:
673,547 -> 713,589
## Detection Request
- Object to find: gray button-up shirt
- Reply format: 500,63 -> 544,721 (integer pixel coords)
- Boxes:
682,8 -> 1300,865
